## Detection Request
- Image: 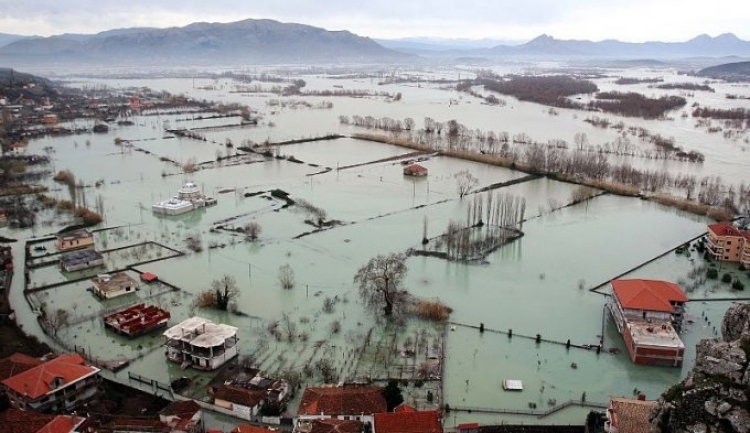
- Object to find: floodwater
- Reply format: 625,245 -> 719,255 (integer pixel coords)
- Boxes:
5,67 -> 750,426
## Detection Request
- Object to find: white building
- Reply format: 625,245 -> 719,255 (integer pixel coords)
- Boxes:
163,317 -> 238,371
91,272 -> 139,299
152,181 -> 217,216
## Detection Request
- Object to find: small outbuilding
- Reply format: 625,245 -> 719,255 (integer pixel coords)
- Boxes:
140,272 -> 158,283
92,272 -> 139,299
60,249 -> 104,272
55,229 -> 94,252
403,164 -> 428,177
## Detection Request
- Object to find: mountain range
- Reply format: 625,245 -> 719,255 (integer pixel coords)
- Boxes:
0,19 -> 749,67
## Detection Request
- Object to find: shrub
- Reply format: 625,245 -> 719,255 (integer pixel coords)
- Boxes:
732,280 -> 745,291
414,299 -> 452,322
722,273 -> 732,283
706,268 -> 719,279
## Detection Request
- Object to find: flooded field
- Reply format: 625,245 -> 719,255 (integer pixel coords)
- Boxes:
5,67 -> 748,425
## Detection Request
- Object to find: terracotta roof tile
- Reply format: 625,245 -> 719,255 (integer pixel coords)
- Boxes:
393,404 -> 417,413
1,353 -> 100,400
611,279 -> 687,313
232,424 -> 277,433
0,353 -> 43,381
309,419 -> 363,433
37,415 -> 86,433
298,386 -> 387,416
610,398 -> 655,433
374,410 -> 442,433
0,409 -> 56,433
708,222 -> 750,241
214,385 -> 266,407
159,399 -> 201,417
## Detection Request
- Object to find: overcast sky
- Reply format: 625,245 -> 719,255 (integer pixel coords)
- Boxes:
1,0 -> 748,42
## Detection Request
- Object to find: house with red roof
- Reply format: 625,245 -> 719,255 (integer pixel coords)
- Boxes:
159,399 -> 203,433
0,353 -> 43,382
232,424 -> 278,433
403,164 -> 428,177
1,353 -> 101,413
0,409 -> 91,433
706,222 -> 750,265
609,279 -> 688,366
298,418 -> 364,433
373,404 -> 442,433
296,386 -> 387,431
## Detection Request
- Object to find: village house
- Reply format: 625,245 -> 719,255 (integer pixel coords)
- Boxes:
213,385 -> 267,420
1,353 -> 101,413
0,353 -> 43,383
60,249 -> 104,272
296,386 -> 387,432
403,163 -> 428,177
0,408 -> 93,433
103,303 -> 171,337
163,317 -> 238,371
706,222 -> 750,265
54,229 -> 94,252
91,272 -> 140,299
231,424 -> 278,433
373,404 -> 443,433
609,279 -> 688,366
296,418 -> 364,433
159,399 -> 203,433
604,397 -> 655,433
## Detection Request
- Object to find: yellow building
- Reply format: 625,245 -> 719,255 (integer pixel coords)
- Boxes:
706,222 -> 750,265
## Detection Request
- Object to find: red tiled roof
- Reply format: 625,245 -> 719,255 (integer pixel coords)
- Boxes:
298,386 -> 387,416
141,272 -> 158,282
611,279 -> 687,313
1,353 -> 100,400
394,403 -> 417,413
214,385 -> 266,407
458,423 -> 479,430
0,353 -> 43,381
159,399 -> 201,417
404,164 -> 428,174
374,410 -> 443,433
309,419 -> 363,433
232,424 -> 276,433
708,222 -> 750,240
0,409 -> 56,433
37,415 -> 86,433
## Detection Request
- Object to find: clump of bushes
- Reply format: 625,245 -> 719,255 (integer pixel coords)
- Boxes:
706,268 -> 719,279
414,299 -> 452,322
732,280 -> 745,291
722,273 -> 733,283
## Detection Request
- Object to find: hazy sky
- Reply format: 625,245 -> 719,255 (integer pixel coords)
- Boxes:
1,0 -> 748,42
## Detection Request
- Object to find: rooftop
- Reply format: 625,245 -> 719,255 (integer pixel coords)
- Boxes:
298,386 -> 387,416
56,229 -> 92,241
159,399 -> 201,417
611,279 -> 687,313
627,322 -> 685,349
609,397 -> 656,433
374,409 -> 443,433
232,424 -> 277,433
163,318 -> 238,347
214,385 -> 266,407
309,419 -> 363,433
0,409 -> 55,433
708,222 -> 750,240
1,353 -> 100,400
60,248 -> 103,265
0,353 -> 43,381
92,272 -> 138,293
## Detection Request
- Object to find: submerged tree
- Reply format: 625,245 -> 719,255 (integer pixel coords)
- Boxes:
212,274 -> 240,310
454,170 -> 479,199
278,264 -> 295,289
354,253 -> 408,316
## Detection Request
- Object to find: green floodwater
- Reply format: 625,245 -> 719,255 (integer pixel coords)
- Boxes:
5,71 -> 748,426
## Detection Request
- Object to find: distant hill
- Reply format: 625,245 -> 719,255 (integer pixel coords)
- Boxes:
697,61 -> 750,80
0,19 -> 409,67
486,33 -> 750,59
0,33 -> 26,48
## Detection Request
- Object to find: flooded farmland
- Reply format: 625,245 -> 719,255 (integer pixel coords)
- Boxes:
6,67 -> 750,425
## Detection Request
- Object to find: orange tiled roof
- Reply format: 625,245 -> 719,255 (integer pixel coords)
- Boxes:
159,399 -> 201,417
374,410 -> 443,433
0,409 -> 56,433
232,424 -> 276,433
708,222 -> 750,240
394,403 -> 417,413
309,419 -> 363,433
298,386 -> 387,416
1,353 -> 100,400
0,353 -> 43,381
37,415 -> 86,433
610,398 -> 655,433
214,385 -> 266,407
611,279 -> 687,313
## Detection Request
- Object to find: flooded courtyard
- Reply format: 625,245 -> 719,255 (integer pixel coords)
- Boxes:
5,67 -> 750,425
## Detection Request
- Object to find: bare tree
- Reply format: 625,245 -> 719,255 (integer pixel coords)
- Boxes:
46,308 -> 69,335
278,264 -> 295,289
354,253 -> 409,316
245,221 -> 262,240
454,170 -> 479,199
211,275 -> 240,310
